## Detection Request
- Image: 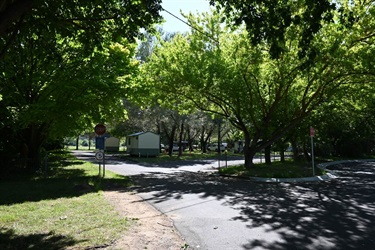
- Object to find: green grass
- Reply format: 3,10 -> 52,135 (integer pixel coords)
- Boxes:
219,160 -> 325,178
0,150 -> 132,250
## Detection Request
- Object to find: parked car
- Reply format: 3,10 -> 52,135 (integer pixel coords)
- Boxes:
207,143 -> 226,152
165,144 -> 180,151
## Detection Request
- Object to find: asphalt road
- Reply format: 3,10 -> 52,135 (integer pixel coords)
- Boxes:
73,151 -> 375,250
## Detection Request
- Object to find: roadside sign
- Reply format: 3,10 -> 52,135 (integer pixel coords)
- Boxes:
95,124 -> 106,136
96,136 -> 105,150
95,151 -> 104,161
310,127 -> 315,137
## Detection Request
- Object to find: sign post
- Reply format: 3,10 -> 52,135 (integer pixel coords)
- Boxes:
310,127 -> 315,176
94,124 -> 106,178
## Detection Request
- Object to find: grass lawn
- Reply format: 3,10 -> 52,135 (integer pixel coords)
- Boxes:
219,160 -> 325,178
0,150 -> 132,250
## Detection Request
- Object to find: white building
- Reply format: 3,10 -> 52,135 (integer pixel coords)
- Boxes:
126,132 -> 160,157
105,137 -> 120,152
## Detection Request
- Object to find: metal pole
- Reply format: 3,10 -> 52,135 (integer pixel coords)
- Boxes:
98,162 -> 101,177
311,136 -> 315,176
225,151 -> 228,168
103,152 -> 105,178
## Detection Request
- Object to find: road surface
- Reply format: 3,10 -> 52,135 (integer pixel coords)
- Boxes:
73,151 -> 375,250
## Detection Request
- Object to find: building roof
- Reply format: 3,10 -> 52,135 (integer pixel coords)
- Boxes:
127,131 -> 158,137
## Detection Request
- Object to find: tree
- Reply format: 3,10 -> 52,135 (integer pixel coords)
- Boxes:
0,0 -> 163,58
310,83 -> 375,158
111,100 -> 161,138
140,5 -> 375,168
1,0 -> 164,171
209,0 -> 335,59
0,29 -> 139,170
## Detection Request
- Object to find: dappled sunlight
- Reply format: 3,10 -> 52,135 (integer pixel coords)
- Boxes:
127,161 -> 375,249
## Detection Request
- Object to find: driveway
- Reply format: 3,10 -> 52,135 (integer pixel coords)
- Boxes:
73,151 -> 375,249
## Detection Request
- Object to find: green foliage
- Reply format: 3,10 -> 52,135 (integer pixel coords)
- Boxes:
0,27 -> 139,169
139,5 -> 375,167
311,82 -> 375,157
0,0 -> 163,58
210,0 -> 336,59
0,0 -> 163,171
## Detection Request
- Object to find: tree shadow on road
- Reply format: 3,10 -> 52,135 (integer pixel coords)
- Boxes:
127,161 -> 375,250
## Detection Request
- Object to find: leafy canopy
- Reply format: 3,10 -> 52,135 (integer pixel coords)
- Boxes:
139,3 -> 375,167
0,0 -> 163,58
210,0 -> 336,59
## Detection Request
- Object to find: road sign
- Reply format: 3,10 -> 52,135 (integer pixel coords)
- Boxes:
310,127 -> 315,137
95,136 -> 105,150
95,124 -> 106,135
95,151 -> 104,161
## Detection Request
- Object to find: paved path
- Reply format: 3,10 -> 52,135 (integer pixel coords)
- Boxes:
73,151 -> 375,250
72,150 -> 263,175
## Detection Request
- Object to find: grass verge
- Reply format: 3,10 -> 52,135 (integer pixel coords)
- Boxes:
219,160 -> 325,178
0,150 -> 131,250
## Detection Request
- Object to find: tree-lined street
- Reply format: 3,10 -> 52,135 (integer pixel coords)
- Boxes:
2,1 -> 375,248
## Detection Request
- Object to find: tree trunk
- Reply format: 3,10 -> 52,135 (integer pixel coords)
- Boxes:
186,126 -> 194,152
265,145 -> 271,165
243,134 -> 255,169
280,149 -> 285,162
25,124 -> 45,172
217,121 -> 221,156
178,122 -> 184,157
76,136 -> 79,150
244,147 -> 256,169
200,130 -> 206,153
200,126 -> 213,153
167,125 -> 177,156
27,142 -> 41,172
291,139 -> 299,161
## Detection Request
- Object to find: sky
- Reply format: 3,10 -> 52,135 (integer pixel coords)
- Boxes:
160,0 -> 212,33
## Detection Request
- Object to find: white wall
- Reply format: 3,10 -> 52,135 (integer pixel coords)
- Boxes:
139,132 -> 160,149
105,137 -> 119,147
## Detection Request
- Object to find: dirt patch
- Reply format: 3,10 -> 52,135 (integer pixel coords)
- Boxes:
103,190 -> 187,250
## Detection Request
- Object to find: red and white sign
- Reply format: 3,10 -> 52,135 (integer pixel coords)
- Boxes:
310,127 -> 315,137
95,124 -> 106,135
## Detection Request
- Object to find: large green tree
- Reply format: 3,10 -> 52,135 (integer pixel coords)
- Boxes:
0,0 -> 163,171
140,4 -> 375,168
0,0 -> 162,58
0,30 -> 139,170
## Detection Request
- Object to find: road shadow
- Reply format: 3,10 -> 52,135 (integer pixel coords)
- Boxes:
127,161 -> 375,250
